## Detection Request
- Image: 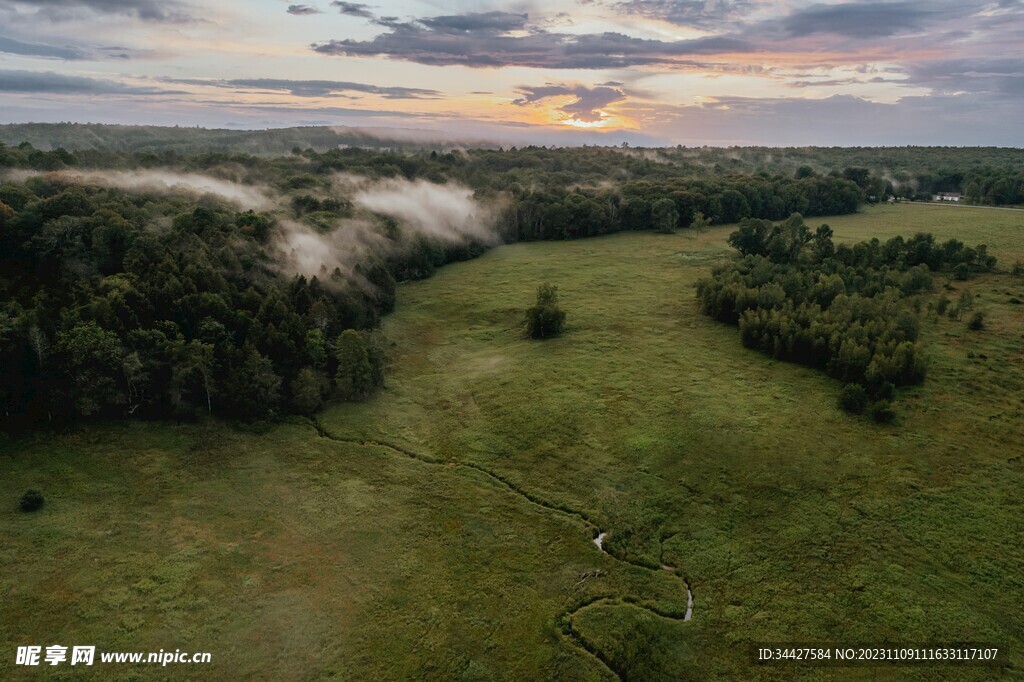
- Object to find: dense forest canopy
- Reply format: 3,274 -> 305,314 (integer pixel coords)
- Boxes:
0,135 -> 1019,433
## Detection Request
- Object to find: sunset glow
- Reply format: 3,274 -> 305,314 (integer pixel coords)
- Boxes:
0,0 -> 1021,145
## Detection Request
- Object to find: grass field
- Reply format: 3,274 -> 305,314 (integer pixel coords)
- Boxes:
3,203 -> 1023,680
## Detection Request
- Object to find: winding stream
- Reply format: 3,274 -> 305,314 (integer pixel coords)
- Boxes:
308,418 -> 693,680
592,531 -> 692,621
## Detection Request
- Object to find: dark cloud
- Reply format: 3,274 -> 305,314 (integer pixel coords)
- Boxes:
287,4 -> 321,15
419,11 -> 528,33
331,1 -> 373,18
514,83 -> 627,122
165,77 -> 442,99
6,0 -> 192,22
780,1 -> 963,39
613,0 -> 752,30
788,76 -> 896,88
648,93 -> 1024,146
905,58 -> 1024,99
0,69 -> 182,94
312,13 -> 752,68
0,34 -> 87,59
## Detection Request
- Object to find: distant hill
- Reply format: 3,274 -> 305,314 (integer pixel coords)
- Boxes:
0,123 -> 504,154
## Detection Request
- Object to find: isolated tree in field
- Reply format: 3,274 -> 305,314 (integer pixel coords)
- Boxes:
526,283 -> 566,339
335,329 -> 375,401
652,198 -> 679,234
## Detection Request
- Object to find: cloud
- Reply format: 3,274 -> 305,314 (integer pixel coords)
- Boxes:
0,34 -> 87,59
287,4 -> 321,15
904,58 -> 1024,99
5,0 -> 192,22
628,92 -> 1024,146
779,1 -> 962,39
418,11 -> 528,33
514,83 -> 627,122
165,77 -> 442,99
312,12 -> 752,68
0,69 -> 182,94
331,1 -> 373,18
613,0 -> 753,30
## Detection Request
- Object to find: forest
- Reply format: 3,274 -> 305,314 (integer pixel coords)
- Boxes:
0,137 -> 1016,432
697,215 -> 997,419
3,123 -> 1023,205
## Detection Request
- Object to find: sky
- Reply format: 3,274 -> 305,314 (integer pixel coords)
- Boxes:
0,0 -> 1022,146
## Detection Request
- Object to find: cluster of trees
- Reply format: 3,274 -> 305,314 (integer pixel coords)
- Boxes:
0,178 -> 391,432
697,214 -> 996,418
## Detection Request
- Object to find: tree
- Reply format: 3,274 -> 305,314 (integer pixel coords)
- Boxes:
27,325 -> 48,369
691,211 -> 711,233
812,224 -> 834,261
55,321 -> 124,417
291,367 -> 326,414
225,345 -> 281,419
335,329 -> 375,401
651,198 -> 678,234
171,340 -> 215,416
525,283 -> 566,339
728,218 -> 773,256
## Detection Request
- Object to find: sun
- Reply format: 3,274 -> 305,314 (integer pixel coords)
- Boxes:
559,110 -> 635,130
563,117 -> 610,128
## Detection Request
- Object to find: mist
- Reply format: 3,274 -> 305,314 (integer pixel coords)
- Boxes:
275,176 -> 503,282
5,168 -> 274,209
345,176 -> 500,245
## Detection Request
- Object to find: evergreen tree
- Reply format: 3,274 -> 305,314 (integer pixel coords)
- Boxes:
335,330 -> 375,401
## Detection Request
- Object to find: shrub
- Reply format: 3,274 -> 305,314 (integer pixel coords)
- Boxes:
19,489 -> 44,512
935,294 -> 950,316
869,381 -> 895,402
952,263 -> 971,280
968,311 -> 985,331
948,289 -> 974,320
1011,260 -> 1023,277
838,384 -> 868,414
870,401 -> 897,424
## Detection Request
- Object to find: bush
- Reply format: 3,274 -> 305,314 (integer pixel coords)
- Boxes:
948,289 -> 974,320
935,294 -> 950,316
837,384 -> 868,414
869,381 -> 895,402
1011,260 -> 1023,277
19,489 -> 44,512
967,311 -> 985,331
870,401 -> 897,424
952,263 -> 971,280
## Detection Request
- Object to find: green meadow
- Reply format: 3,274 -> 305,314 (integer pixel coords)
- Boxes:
3,203 -> 1022,680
